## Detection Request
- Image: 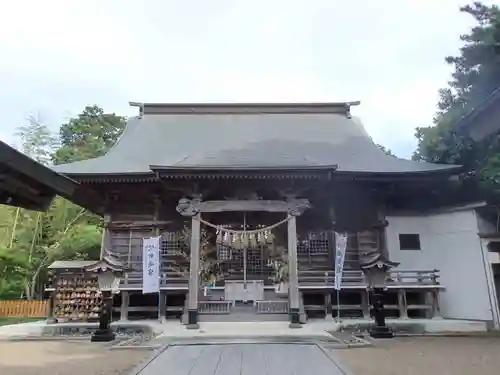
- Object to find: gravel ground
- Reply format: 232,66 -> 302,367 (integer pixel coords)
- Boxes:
335,336 -> 500,375
0,341 -> 151,375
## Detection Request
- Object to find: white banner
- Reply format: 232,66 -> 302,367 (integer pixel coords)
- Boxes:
333,232 -> 349,290
142,236 -> 161,294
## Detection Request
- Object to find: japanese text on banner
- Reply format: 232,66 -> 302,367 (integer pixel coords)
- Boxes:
333,233 -> 348,290
142,236 -> 161,294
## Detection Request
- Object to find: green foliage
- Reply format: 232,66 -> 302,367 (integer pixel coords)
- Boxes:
0,105 -> 125,299
15,116 -> 57,165
376,144 -> 394,157
413,2 -> 500,201
53,105 -> 126,165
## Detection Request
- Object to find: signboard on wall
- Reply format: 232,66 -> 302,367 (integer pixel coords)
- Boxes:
142,236 -> 161,294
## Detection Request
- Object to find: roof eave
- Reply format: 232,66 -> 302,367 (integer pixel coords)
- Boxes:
333,165 -> 463,179
150,165 -> 339,180
0,141 -> 79,197
456,86 -> 500,132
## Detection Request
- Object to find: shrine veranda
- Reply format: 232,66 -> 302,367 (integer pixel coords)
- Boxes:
44,102 -> 500,328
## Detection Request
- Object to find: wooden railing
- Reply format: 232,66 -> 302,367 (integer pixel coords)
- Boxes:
120,258 -> 189,288
298,270 -> 364,286
0,300 -> 49,318
297,269 -> 441,288
387,269 -> 440,286
256,300 -> 289,314
198,301 -> 232,314
111,247 -> 441,290
120,269 -> 441,289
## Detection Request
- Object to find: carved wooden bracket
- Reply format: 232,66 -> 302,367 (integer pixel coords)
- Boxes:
372,219 -> 389,228
287,199 -> 311,216
176,197 -> 202,217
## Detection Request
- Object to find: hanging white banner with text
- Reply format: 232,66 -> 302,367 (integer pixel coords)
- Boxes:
333,232 -> 349,290
142,236 -> 161,294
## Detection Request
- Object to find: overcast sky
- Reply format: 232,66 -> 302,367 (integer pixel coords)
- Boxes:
0,0 -> 494,158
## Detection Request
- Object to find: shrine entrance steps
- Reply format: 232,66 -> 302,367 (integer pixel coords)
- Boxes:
198,301 -> 289,322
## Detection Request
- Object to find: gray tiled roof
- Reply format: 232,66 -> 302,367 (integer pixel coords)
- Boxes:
52,105 -> 461,175
48,260 -> 97,269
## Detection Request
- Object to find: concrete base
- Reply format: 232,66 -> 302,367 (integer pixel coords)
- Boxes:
289,322 -> 302,329
335,318 -> 488,334
186,323 -> 200,330
0,317 -> 490,341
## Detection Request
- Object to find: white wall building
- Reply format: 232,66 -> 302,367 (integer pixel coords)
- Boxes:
386,204 -> 500,329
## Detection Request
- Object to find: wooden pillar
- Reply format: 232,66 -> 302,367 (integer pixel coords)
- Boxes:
325,292 -> 333,320
47,291 -> 56,323
186,213 -> 201,328
361,289 -> 370,319
176,198 -> 202,328
120,291 -> 129,321
430,290 -> 441,319
101,214 -> 111,259
158,291 -> 167,321
153,198 -> 165,322
397,290 -> 408,319
287,213 -> 301,328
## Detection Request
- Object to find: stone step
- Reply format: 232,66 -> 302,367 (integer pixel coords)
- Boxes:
199,313 -> 289,322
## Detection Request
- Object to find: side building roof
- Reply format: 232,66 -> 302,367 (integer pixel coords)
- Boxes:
0,140 -> 78,211
455,86 -> 500,141
52,102 -> 462,178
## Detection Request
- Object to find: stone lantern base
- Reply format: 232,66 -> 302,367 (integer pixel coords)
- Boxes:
90,328 -> 116,342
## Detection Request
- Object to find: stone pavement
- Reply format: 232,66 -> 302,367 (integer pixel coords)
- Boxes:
131,342 -> 351,375
0,320 -> 47,338
154,320 -> 337,340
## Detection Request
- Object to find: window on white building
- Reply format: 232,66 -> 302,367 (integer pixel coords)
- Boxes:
398,233 -> 421,250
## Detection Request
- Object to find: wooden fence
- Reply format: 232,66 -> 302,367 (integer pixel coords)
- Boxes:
0,300 -> 49,318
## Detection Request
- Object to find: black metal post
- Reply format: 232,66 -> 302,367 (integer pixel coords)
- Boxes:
91,291 -> 115,342
369,289 -> 394,338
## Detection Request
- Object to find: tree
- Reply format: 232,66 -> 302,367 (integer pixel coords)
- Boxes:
376,144 -> 395,157
15,116 -> 57,165
413,2 -> 500,200
53,105 -> 126,165
0,106 -> 122,299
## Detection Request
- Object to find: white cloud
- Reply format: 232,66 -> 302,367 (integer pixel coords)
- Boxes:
0,0 -> 495,157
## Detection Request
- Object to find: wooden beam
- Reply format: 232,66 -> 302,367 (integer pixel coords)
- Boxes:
0,180 -> 48,205
0,174 -> 42,195
176,198 -> 311,215
105,220 -> 174,229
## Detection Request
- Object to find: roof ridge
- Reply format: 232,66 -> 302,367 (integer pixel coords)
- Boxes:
129,101 -> 361,116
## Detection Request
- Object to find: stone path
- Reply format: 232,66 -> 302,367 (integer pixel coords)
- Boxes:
133,343 -> 349,375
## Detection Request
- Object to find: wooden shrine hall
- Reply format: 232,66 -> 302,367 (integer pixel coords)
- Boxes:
45,101 -> 469,326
